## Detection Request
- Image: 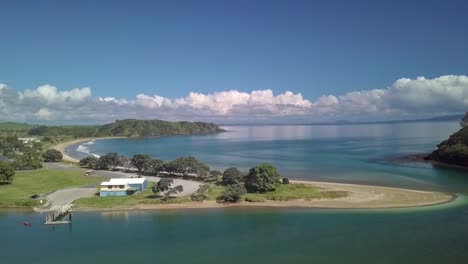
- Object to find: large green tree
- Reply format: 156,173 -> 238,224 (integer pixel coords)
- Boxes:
0,161 -> 15,183
13,147 -> 43,170
79,156 -> 99,168
144,158 -> 165,175
130,154 -> 152,176
98,152 -> 123,170
244,163 -> 281,193
43,149 -> 63,162
222,167 -> 242,185
164,156 -> 210,178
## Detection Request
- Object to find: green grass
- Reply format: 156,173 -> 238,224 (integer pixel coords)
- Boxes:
71,182 -> 349,209
206,183 -> 348,202
0,122 -> 34,130
74,183 -> 192,208
0,168 -> 106,207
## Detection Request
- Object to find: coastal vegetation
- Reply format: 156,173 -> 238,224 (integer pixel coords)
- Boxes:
42,149 -> 63,162
151,178 -> 184,200
25,119 -> 225,138
222,167 -> 242,185
217,183 -> 247,202
427,112 -> 468,167
0,161 -> 15,184
12,147 -> 43,170
244,163 -> 281,192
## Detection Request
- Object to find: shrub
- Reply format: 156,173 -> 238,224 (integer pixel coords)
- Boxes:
191,184 -> 211,201
222,167 -> 242,185
217,183 -> 246,203
282,178 -> 290,184
43,149 -> 63,162
244,196 -> 267,202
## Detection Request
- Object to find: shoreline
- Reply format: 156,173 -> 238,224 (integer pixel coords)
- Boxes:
49,139 -> 456,211
52,137 -> 126,163
392,153 -> 468,172
72,180 -> 455,211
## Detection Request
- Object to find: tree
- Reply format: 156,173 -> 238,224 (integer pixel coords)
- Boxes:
13,147 -> 43,170
217,183 -> 246,202
460,112 -> 468,127
152,178 -> 174,193
131,154 -> 152,175
32,142 -> 43,151
191,184 -> 211,201
98,152 -> 123,170
43,149 -> 63,162
282,178 -> 290,184
79,156 -> 99,168
0,161 -> 15,183
222,167 -> 242,185
164,185 -> 184,200
144,158 -> 165,175
209,170 -> 222,182
244,163 -> 281,193
164,156 -> 210,178
152,178 -> 183,200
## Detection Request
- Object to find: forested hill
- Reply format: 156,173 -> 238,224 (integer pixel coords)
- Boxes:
428,125 -> 468,167
24,119 -> 225,137
94,119 -> 225,137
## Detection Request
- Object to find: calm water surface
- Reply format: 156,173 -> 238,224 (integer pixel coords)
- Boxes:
4,122 -> 468,263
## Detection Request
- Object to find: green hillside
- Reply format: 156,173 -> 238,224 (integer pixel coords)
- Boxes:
94,119 -> 224,137
428,126 -> 468,167
0,122 -> 34,130
26,119 -> 225,137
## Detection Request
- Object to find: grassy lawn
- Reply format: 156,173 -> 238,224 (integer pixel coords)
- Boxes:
206,183 -> 348,202
0,168 -> 106,207
74,183 -> 191,208
71,182 -> 349,209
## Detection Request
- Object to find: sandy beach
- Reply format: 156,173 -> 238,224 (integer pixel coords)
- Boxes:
74,180 -> 455,211
52,137 -> 125,163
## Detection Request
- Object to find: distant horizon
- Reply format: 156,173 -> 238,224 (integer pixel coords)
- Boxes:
0,113 -> 463,127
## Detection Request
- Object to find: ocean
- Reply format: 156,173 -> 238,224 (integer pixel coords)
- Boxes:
4,121 -> 468,263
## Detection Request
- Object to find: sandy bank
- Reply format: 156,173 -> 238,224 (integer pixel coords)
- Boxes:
52,137 -> 125,163
74,180 -> 455,211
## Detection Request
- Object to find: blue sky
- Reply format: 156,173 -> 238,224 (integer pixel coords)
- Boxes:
1,0 -> 467,99
1,0 -> 468,123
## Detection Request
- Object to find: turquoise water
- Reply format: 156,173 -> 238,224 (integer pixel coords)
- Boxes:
4,121 -> 468,263
70,121 -> 466,191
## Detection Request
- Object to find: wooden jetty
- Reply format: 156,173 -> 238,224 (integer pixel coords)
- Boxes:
44,204 -> 73,225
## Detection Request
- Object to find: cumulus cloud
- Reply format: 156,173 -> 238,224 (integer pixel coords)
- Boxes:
0,75 -> 467,124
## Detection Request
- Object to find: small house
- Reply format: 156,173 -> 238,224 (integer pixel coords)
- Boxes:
99,178 -> 148,197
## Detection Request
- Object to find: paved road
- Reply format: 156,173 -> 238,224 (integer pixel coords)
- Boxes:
36,188 -> 97,212
95,170 -> 201,197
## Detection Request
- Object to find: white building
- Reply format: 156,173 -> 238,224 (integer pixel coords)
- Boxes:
18,137 -> 40,144
100,178 -> 148,197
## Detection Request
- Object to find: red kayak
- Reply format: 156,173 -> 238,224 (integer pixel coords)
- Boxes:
23,221 -> 32,227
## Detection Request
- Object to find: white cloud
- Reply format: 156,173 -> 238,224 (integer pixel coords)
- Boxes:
0,75 -> 467,124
